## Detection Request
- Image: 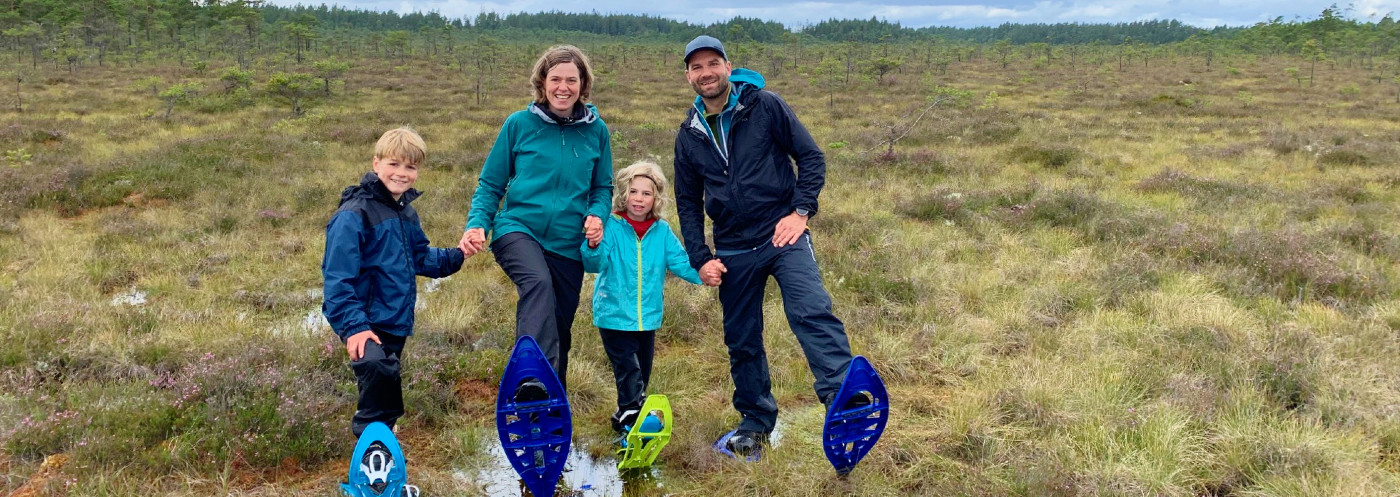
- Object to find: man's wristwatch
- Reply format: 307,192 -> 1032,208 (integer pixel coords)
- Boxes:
795,208 -> 810,217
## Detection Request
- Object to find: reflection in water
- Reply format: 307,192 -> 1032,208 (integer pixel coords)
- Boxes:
474,442 -> 664,497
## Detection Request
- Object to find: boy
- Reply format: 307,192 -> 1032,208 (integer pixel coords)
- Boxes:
322,127 -> 465,437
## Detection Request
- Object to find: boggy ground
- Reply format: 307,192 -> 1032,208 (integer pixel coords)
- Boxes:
2,44 -> 1400,495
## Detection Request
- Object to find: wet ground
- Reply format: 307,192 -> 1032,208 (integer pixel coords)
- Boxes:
471,442 -> 665,497
468,420 -> 791,497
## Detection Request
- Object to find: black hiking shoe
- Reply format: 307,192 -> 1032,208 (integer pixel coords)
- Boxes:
513,378 -> 548,404
724,430 -> 766,457
824,391 -> 873,412
610,408 -> 640,435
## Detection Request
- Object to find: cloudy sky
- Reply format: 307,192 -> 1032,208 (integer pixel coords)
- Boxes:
263,0 -> 1400,29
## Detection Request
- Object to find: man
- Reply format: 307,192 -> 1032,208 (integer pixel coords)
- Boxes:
672,35 -> 857,457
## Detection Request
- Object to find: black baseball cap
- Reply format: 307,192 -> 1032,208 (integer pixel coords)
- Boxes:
684,35 -> 726,65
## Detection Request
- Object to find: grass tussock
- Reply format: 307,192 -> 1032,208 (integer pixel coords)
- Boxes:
1006,143 -> 1081,168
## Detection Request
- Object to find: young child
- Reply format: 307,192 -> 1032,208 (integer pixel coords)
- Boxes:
322,127 -> 465,437
581,161 -> 703,434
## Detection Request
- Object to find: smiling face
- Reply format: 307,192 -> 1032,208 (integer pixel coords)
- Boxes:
372,155 -> 418,200
544,62 -> 582,117
625,176 -> 657,222
685,50 -> 732,100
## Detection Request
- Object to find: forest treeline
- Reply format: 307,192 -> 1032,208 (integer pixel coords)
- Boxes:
0,1 -> 1390,74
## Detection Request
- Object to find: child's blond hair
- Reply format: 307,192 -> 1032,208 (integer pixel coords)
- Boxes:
374,127 -> 426,165
612,161 -> 670,220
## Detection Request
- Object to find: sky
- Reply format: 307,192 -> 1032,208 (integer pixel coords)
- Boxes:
262,0 -> 1400,29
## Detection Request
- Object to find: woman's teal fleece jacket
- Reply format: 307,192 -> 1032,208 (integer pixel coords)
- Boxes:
467,103 -> 613,260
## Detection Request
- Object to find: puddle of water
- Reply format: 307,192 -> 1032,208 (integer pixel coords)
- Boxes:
470,442 -> 664,497
110,288 -> 147,306
423,276 -> 448,294
301,309 -> 329,333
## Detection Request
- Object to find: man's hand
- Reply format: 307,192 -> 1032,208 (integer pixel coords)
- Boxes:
459,228 -> 486,257
346,330 -> 381,361
772,211 -> 809,247
700,259 -> 727,287
584,215 -> 603,246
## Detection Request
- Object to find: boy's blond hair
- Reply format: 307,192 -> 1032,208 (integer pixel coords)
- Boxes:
374,128 -> 426,165
612,161 -> 670,220
530,45 -> 594,106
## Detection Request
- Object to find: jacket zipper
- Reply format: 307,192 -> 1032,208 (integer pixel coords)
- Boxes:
541,123 -> 569,242
634,232 -> 643,331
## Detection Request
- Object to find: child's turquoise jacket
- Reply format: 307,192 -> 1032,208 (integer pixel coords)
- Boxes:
581,213 -> 703,331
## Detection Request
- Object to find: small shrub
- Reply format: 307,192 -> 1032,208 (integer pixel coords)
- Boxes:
1152,93 -> 1197,108
844,272 -> 919,305
1339,84 -> 1361,100
218,67 -> 253,94
1264,127 -> 1303,155
962,115 -> 1021,145
1136,169 -> 1259,202
899,188 -> 986,225
1007,144 -> 1079,168
1329,222 -> 1400,259
1317,149 -> 1371,167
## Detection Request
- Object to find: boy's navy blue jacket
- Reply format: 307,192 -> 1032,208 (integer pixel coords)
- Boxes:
673,69 -> 825,269
322,172 -> 464,340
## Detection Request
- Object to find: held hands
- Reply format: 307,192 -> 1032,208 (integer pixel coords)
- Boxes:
459,228 -> 486,257
346,330 -> 380,361
700,259 -> 727,287
772,211 -> 809,247
583,215 -> 603,246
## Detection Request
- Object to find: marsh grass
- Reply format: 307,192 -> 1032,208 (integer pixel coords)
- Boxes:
2,43 -> 1400,496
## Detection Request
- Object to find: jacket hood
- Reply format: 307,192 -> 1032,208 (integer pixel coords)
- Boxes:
729,68 -> 765,94
340,171 -> 419,208
527,102 -> 599,125
689,68 -> 766,119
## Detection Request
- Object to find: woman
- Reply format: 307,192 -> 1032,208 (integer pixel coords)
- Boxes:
460,45 -> 612,393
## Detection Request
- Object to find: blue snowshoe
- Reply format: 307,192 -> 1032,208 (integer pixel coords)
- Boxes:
822,355 -> 890,475
496,335 -> 572,497
340,421 -> 419,497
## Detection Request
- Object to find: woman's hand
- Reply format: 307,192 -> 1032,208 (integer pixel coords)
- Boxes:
459,228 -> 486,257
584,215 -> 603,246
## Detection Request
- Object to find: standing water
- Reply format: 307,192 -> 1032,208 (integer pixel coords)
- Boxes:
469,442 -> 664,497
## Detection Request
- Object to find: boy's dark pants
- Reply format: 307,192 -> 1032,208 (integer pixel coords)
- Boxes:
350,331 -> 407,437
599,328 -> 656,413
492,232 -> 584,388
718,232 -> 853,435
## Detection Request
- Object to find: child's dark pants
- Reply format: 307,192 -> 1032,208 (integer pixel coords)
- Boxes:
598,328 -> 656,413
350,331 -> 406,437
